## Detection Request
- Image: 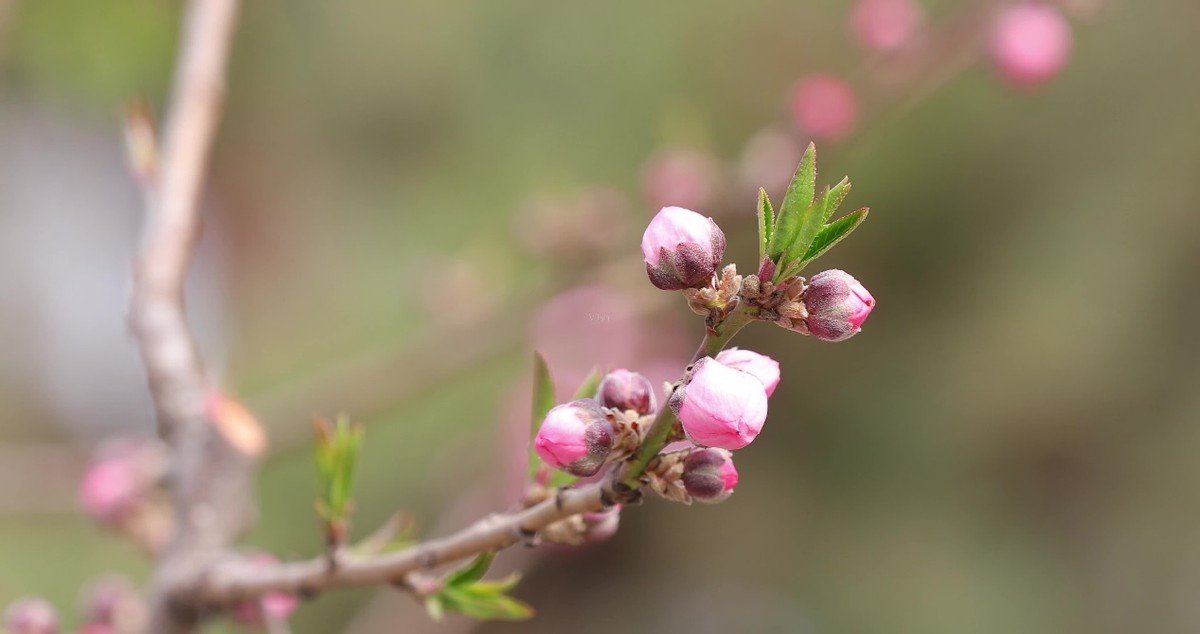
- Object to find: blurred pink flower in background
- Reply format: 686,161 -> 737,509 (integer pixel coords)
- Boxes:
789,75 -> 860,142
641,148 -> 723,215
738,127 -> 806,199
850,0 -> 925,54
990,2 -> 1073,89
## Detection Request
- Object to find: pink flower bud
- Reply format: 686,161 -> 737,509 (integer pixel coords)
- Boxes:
850,0 -> 925,54
581,505 -> 621,543
4,597 -> 58,634
79,458 -> 141,523
641,206 -> 726,291
789,75 -> 859,142
676,358 -> 769,450
802,269 -> 876,342
534,399 -> 615,477
596,369 -> 657,415
714,348 -> 781,397
682,448 -> 739,503
231,554 -> 299,627
990,3 -> 1072,89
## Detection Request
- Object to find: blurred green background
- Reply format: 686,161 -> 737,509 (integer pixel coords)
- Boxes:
1,0 -> 1199,632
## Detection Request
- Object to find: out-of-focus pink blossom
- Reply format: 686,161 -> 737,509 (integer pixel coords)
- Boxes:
990,2 -> 1072,89
677,358 -> 769,450
738,127 -> 805,199
789,75 -> 859,142
641,149 -> 722,214
4,597 -> 59,634
802,269 -> 876,342
850,0 -> 925,53
715,348 -> 781,397
79,458 -> 140,523
81,575 -> 143,629
596,369 -> 657,415
534,400 -> 615,477
682,448 -> 739,503
79,624 -> 114,634
641,206 -> 726,290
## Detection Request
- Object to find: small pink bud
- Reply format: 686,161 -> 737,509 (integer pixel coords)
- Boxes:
581,505 -> 621,542
850,0 -> 925,54
596,369 -> 657,415
79,458 -> 141,523
789,75 -> 859,142
682,448 -> 739,503
641,149 -> 721,213
232,553 -> 299,627
534,399 -> 615,477
4,597 -> 59,634
714,348 -> 781,397
641,206 -> 727,291
990,2 -> 1072,89
676,358 -> 769,450
802,269 -> 876,342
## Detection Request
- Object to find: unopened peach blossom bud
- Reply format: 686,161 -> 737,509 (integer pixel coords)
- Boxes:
802,269 -> 876,342
596,369 -> 657,415
641,206 -> 726,290
682,448 -> 739,503
715,348 -> 781,397
534,400 -> 615,477
676,358 -> 769,450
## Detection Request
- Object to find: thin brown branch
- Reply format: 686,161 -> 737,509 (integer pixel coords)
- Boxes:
198,478 -> 622,603
129,0 -> 248,632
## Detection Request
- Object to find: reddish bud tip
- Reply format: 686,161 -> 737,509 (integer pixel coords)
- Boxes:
641,206 -> 726,290
802,269 -> 876,342
596,369 -> 657,415
677,358 -> 769,450
534,399 -> 615,477
682,448 -> 739,503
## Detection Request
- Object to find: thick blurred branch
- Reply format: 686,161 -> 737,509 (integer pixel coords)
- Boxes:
129,0 -> 252,632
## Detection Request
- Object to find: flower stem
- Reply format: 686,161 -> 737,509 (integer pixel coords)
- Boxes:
619,304 -> 756,489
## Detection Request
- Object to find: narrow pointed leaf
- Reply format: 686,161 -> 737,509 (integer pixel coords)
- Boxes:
571,367 -> 603,400
468,573 -> 522,597
756,188 -> 774,263
818,177 -> 851,224
425,596 -> 445,622
777,183 -> 830,281
447,552 -> 495,587
527,352 -> 557,480
767,142 -> 817,262
800,208 -> 869,267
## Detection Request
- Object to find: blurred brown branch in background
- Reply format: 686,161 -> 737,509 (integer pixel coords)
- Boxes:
127,0 -> 254,631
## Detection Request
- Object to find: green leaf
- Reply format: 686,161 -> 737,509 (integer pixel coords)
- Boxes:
779,183 -> 832,280
314,415 -> 364,532
756,188 -> 774,264
571,367 -> 603,400
447,552 -> 495,587
818,177 -> 851,224
469,573 -> 522,597
800,207 -> 869,267
767,142 -> 816,263
527,352 -> 557,481
441,586 -> 535,621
